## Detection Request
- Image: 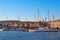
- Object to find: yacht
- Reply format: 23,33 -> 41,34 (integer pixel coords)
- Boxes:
0,29 -> 4,31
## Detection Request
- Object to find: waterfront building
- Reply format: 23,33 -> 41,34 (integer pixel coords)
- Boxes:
0,20 -> 47,29
33,22 -> 40,28
49,20 -> 60,29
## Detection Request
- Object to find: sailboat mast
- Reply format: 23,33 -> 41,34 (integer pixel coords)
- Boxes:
18,16 -> 19,20
48,10 -> 49,27
38,9 -> 41,21
48,10 -> 49,22
53,14 -> 54,27
34,14 -> 35,21
6,16 -> 8,20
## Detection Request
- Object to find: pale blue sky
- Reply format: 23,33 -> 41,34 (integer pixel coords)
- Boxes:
0,0 -> 60,21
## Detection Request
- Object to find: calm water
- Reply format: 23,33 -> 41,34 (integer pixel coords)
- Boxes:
0,31 -> 60,40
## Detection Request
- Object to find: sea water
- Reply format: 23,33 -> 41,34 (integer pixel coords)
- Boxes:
0,31 -> 60,40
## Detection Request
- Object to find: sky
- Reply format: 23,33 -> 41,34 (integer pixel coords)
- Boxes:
0,0 -> 60,21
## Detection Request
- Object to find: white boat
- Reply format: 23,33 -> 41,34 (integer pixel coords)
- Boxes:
0,29 -> 4,31
28,27 -> 59,32
28,28 -> 44,32
28,29 -> 35,32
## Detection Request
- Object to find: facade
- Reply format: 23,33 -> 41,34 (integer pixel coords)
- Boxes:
7,22 -> 41,29
0,20 -> 47,29
49,20 -> 60,29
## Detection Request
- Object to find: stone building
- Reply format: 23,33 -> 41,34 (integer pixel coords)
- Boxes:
0,20 -> 47,29
49,20 -> 60,29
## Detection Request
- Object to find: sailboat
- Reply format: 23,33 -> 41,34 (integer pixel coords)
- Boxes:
28,9 -> 59,32
28,9 -> 45,32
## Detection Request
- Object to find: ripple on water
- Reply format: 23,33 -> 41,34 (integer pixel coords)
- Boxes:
0,31 -> 60,40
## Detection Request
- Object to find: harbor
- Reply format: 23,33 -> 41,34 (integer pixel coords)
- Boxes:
0,0 -> 60,40
0,19 -> 60,32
